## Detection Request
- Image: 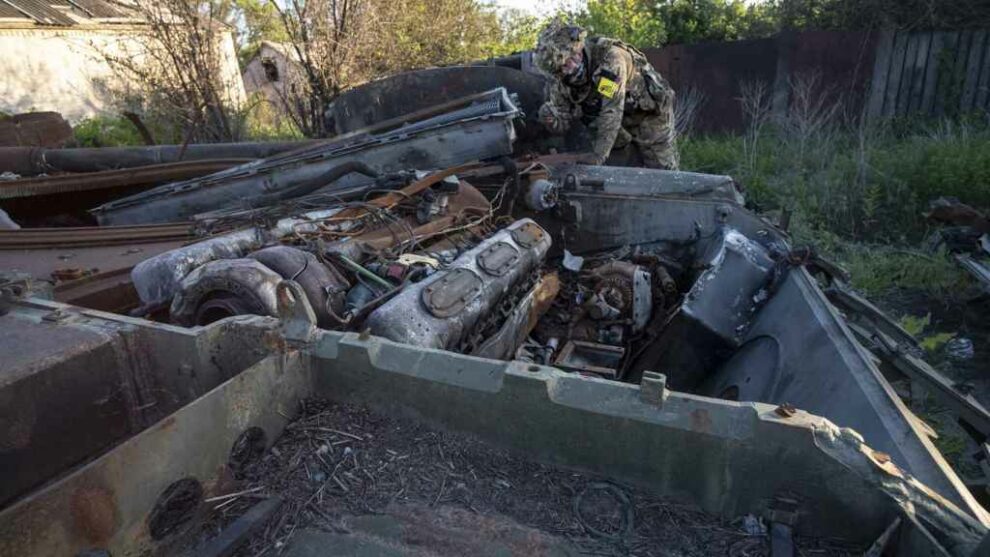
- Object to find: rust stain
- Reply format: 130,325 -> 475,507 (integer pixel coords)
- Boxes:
690,408 -> 712,433
526,272 -> 561,333
70,485 -> 119,545
774,403 -> 797,418
158,415 -> 177,431
263,331 -> 289,353
872,451 -> 891,464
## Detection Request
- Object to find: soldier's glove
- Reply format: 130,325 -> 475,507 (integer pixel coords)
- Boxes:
613,127 -> 632,149
576,153 -> 605,165
538,103 -> 568,134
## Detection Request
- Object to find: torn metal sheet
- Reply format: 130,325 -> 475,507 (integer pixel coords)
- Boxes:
91,88 -> 521,225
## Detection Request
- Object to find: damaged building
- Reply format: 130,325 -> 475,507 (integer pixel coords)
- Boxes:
0,0 -> 245,122
1,67 -> 990,557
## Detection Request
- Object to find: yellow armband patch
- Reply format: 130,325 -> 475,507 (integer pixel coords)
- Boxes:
597,77 -> 619,99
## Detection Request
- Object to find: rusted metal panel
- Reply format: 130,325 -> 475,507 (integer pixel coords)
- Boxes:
0,223 -> 193,249
0,3 -> 23,18
0,112 -> 72,148
645,38 -> 778,133
0,351 -> 309,556
327,65 -> 547,144
0,0 -> 123,23
0,0 -> 76,25
0,159 -> 250,200
784,30 -> 878,117
0,141 -> 313,176
67,0 -> 125,19
646,30 -> 876,132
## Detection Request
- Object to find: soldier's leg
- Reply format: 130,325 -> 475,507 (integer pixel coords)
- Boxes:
632,113 -> 679,170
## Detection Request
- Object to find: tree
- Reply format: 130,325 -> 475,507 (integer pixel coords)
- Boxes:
573,0 -> 667,48
562,0 -> 777,48
764,0 -> 990,32
96,0 -> 249,143
657,0 -> 778,44
230,0 -> 290,66
269,0 -> 504,137
487,9 -> 543,56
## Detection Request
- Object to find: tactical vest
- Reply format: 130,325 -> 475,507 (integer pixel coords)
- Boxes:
574,37 -> 672,124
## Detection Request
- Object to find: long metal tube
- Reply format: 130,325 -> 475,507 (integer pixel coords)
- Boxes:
0,141 -> 318,176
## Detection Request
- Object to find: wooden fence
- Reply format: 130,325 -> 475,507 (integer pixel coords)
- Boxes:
647,29 -> 990,133
867,29 -> 990,118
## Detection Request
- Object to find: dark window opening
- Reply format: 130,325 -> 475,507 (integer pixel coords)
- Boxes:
262,58 -> 279,82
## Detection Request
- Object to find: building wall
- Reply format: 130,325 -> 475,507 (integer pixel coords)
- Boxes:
0,26 -> 245,123
242,43 -> 300,124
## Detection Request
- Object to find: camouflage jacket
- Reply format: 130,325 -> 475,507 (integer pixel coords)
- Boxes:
542,37 -> 674,162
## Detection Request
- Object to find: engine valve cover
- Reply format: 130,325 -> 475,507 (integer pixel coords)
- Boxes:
366,219 -> 551,350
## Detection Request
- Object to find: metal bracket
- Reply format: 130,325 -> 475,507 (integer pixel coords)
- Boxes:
640,371 -> 668,408
277,280 -> 317,345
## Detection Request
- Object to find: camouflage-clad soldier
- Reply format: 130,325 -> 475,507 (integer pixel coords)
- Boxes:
534,20 -> 679,169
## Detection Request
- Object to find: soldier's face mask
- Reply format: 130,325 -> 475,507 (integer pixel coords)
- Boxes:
561,46 -> 585,81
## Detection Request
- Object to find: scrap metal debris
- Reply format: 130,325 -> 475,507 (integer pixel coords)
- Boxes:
198,400 -> 863,557
3,67 -> 990,557
91,88 -> 522,225
926,197 -> 990,297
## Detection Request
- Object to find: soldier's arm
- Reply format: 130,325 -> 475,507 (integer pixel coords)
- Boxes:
539,80 -> 575,134
590,49 -> 628,164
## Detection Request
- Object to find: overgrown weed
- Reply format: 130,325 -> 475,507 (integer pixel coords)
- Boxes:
683,83 -> 990,244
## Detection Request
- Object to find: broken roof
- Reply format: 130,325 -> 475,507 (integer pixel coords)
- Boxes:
0,0 -> 130,26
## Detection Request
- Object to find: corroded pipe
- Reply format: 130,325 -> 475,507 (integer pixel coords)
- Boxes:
0,141 -> 317,176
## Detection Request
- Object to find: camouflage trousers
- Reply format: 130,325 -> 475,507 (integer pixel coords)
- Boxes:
616,110 -> 679,170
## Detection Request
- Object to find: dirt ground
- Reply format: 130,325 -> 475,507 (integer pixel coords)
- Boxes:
200,399 -> 863,557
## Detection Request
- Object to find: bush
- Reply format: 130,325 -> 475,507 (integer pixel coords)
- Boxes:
72,116 -> 148,147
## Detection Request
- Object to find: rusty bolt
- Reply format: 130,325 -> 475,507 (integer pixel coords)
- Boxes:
775,403 -> 797,418
52,267 -> 85,282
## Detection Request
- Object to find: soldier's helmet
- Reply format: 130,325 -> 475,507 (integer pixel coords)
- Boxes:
534,19 -> 587,76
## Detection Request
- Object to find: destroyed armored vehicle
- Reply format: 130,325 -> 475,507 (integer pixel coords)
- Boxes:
2,84 -> 990,556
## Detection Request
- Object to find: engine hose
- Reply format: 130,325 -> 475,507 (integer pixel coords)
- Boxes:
335,253 -> 393,290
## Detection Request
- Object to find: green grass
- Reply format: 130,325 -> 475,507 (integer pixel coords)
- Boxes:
72,97 -> 304,148
680,117 -> 987,304
830,244 -> 970,299
680,118 -> 990,244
